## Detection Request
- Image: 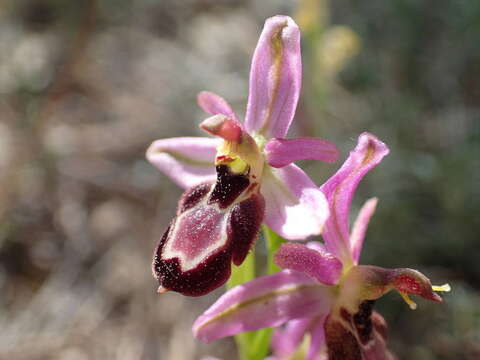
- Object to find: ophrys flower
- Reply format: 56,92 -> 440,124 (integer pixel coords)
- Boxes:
147,16 -> 338,296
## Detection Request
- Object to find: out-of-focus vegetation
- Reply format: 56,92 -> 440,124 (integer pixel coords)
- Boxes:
0,0 -> 478,359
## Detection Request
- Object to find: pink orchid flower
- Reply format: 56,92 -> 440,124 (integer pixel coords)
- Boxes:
147,16 -> 338,296
193,133 -> 450,358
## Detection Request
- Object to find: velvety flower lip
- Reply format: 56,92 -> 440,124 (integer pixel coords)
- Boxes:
193,133 -> 450,359
152,171 -> 265,296
147,15 -> 342,297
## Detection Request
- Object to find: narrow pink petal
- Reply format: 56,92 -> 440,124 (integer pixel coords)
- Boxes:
271,318 -> 311,360
262,164 -> 329,240
245,16 -> 301,138
350,198 -> 378,265
306,315 -> 327,360
265,137 -> 339,168
146,137 -> 219,189
192,270 -> 333,343
319,133 -> 389,262
197,91 -> 239,123
275,243 -> 342,285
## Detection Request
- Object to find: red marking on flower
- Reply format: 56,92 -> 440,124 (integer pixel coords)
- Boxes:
216,155 -> 234,163
392,271 -> 443,302
340,307 -> 352,322
246,182 -> 258,193
393,274 -> 422,295
219,120 -> 242,142
200,116 -> 242,142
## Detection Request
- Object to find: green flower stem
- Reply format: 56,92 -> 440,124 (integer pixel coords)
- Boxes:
264,225 -> 286,275
227,226 -> 286,360
227,251 -> 256,360
228,250 -> 256,289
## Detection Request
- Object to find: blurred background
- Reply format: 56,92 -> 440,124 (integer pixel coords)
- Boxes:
0,0 -> 478,359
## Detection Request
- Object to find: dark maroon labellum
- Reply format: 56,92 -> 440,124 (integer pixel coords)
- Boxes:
152,165 -> 265,296
208,165 -> 250,208
325,314 -> 362,360
325,302 -> 395,360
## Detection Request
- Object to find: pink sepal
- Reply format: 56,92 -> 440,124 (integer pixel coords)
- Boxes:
146,137 -> 219,189
245,16 -> 302,138
265,137 -> 339,168
193,270 -> 333,343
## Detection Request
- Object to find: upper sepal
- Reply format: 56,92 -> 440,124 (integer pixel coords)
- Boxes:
245,16 -> 301,138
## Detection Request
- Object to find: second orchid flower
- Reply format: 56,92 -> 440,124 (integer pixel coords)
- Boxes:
193,133 -> 450,359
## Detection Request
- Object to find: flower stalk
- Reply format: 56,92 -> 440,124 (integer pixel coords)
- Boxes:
227,226 -> 286,360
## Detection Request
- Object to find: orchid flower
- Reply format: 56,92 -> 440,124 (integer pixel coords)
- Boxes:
146,16 -> 338,296
193,133 -> 450,359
